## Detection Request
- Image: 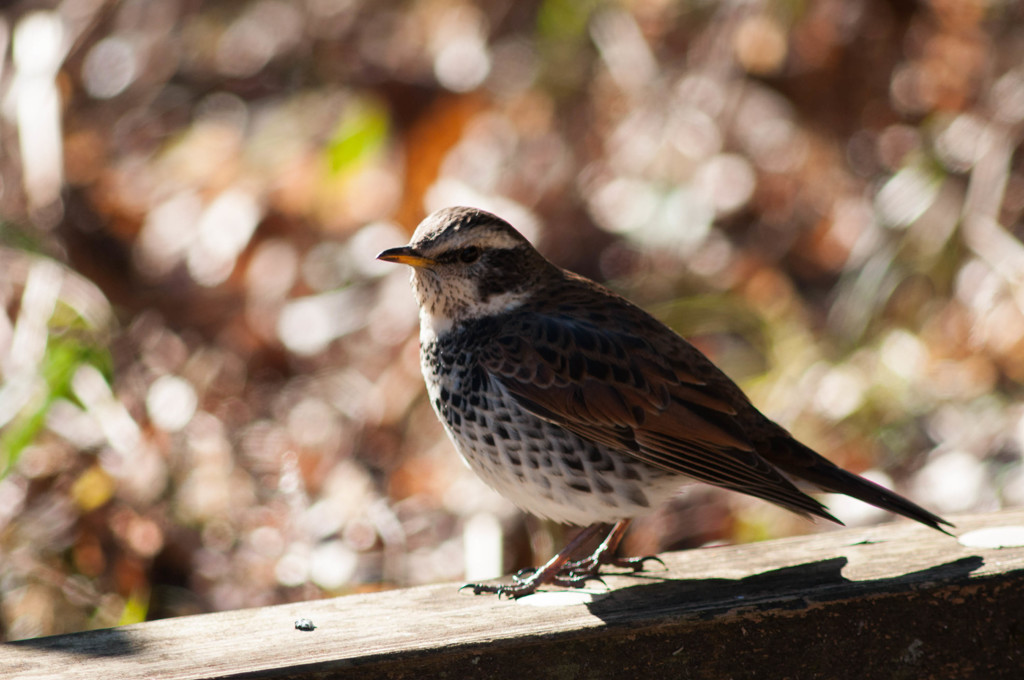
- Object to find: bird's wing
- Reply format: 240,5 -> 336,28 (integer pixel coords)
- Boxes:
479,296 -> 835,521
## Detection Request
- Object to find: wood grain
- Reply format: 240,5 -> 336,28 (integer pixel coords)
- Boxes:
4,510 -> 1024,679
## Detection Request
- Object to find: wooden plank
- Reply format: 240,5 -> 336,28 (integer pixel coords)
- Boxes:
3,509 -> 1024,679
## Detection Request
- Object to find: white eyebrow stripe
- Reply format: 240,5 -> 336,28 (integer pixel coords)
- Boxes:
417,227 -> 524,256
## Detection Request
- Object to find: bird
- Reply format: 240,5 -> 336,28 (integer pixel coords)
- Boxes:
377,206 -> 952,598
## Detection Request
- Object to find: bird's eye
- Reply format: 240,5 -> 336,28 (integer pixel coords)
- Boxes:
459,246 -> 481,263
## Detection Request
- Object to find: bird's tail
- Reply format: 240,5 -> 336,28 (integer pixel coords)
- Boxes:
771,439 -> 954,535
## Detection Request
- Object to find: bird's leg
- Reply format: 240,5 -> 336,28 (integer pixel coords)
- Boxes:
512,520 -> 663,585
463,523 -> 609,598
559,520 -> 664,579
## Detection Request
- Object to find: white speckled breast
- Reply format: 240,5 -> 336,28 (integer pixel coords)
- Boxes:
420,324 -> 681,526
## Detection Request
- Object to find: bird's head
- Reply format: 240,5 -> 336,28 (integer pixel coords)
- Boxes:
377,207 -> 555,334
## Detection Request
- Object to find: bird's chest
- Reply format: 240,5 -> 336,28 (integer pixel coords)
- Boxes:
419,332 -> 549,490
420,335 -> 501,445
418,331 -> 678,525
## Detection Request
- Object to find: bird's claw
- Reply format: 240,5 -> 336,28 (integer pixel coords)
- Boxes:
612,554 -> 666,573
461,581 -> 540,599
461,570 -> 605,598
459,582 -> 491,595
560,552 -> 664,580
512,567 -> 537,584
551,573 -> 606,589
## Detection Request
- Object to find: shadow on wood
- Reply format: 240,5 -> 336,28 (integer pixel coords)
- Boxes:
11,627 -> 144,659
584,552 -> 985,621
2,510 -> 1023,679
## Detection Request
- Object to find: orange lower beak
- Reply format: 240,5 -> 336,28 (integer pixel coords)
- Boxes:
376,246 -> 435,268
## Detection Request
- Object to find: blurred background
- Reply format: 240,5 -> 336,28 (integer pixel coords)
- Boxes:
1,0 -> 1023,640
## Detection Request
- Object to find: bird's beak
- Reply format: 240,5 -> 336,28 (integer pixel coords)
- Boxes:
376,246 -> 435,268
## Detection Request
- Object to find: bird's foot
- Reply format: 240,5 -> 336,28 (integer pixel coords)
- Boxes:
505,550 -> 662,593
459,523 -> 658,598
562,553 -> 665,580
461,524 -> 616,598
552,518 -> 663,580
511,566 -> 606,589
459,581 -> 531,599
461,569 -> 605,599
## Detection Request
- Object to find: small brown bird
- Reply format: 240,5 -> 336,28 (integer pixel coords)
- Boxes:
378,206 -> 951,598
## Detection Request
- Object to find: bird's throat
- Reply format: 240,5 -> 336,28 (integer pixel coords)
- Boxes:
420,307 -> 454,343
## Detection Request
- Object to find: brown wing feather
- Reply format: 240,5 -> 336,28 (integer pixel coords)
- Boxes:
480,278 -> 837,521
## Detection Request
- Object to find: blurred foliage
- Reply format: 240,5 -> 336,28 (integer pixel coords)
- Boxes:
1,332 -> 111,475
326,99 -> 391,175
1,0 -> 1023,641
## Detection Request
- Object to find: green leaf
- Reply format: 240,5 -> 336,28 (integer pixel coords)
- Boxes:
325,99 -> 390,175
117,590 -> 150,626
1,332 -> 112,476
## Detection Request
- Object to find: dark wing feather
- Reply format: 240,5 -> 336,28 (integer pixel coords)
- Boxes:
479,280 -> 837,522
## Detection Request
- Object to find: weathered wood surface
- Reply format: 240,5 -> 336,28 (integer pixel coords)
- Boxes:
4,509 -> 1024,679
